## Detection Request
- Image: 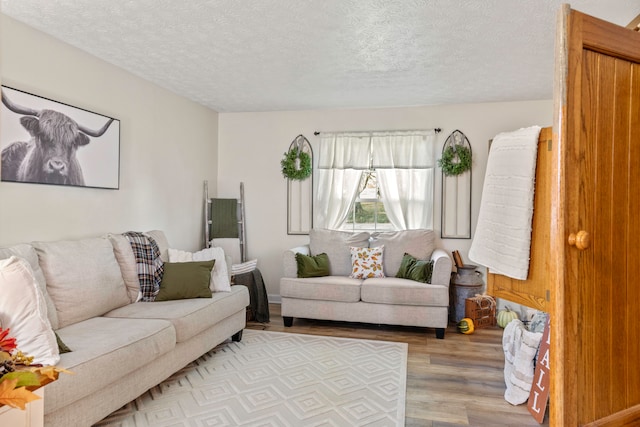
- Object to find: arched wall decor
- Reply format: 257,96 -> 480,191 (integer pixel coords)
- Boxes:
440,130 -> 472,239
286,134 -> 313,235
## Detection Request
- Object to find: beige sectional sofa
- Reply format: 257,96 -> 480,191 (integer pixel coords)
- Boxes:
280,229 -> 452,338
0,230 -> 249,427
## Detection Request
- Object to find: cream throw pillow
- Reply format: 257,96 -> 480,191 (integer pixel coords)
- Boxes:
168,247 -> 231,292
0,244 -> 59,329
0,256 -> 59,366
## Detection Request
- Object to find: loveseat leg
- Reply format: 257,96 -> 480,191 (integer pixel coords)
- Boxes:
283,316 -> 293,327
232,330 -> 243,342
435,328 -> 445,339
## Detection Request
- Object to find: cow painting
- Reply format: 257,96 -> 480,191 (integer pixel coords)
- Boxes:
1,88 -> 117,187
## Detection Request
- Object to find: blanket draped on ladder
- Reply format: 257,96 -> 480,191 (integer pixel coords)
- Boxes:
210,198 -> 239,238
468,126 -> 541,280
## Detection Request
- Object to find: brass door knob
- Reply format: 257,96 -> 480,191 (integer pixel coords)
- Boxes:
568,230 -> 590,250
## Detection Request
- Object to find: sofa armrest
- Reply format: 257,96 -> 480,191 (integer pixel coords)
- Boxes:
430,248 -> 453,287
283,245 -> 311,278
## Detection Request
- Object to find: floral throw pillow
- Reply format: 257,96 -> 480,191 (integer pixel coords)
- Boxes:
350,246 -> 385,279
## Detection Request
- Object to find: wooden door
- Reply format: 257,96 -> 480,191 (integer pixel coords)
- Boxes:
553,6 -> 640,426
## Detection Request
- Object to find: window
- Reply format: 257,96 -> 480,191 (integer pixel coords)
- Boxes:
342,170 -> 393,232
315,130 -> 437,231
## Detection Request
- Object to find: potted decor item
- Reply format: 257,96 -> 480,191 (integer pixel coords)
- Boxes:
451,264 -> 484,323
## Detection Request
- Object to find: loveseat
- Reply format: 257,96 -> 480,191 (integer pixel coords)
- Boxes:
280,229 -> 453,338
0,230 -> 249,427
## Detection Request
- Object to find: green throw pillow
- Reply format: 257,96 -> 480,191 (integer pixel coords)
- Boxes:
396,253 -> 417,278
155,260 -> 214,301
407,259 -> 434,283
295,253 -> 330,278
396,253 -> 434,283
55,332 -> 72,354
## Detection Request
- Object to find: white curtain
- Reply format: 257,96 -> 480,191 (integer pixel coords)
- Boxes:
377,169 -> 433,229
315,130 -> 436,230
315,134 -> 369,229
373,131 -> 436,229
315,169 -> 363,229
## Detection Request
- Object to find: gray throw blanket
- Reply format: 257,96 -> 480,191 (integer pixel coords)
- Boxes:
234,268 -> 269,323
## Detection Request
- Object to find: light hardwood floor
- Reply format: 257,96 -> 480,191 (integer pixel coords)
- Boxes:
246,304 -> 549,427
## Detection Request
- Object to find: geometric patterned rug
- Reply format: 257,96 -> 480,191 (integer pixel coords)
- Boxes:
93,330 -> 407,426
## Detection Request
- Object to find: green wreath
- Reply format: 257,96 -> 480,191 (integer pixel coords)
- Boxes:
281,148 -> 312,180
438,145 -> 472,176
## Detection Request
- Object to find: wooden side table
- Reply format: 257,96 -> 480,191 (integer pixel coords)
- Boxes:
0,387 -> 44,427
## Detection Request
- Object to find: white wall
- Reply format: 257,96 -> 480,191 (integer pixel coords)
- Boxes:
0,15 -> 218,250
218,101 -> 553,300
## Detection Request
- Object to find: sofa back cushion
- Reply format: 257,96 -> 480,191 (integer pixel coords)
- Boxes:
33,237 -> 131,328
145,230 -> 170,262
107,230 -> 171,302
0,244 -> 59,329
107,233 -> 141,303
370,229 -> 435,277
309,229 -> 370,276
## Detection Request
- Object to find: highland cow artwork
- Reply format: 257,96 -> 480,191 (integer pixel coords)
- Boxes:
0,86 -> 120,189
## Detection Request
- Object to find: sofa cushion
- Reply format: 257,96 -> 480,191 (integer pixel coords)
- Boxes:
361,277 -> 449,306
396,252 -> 415,279
55,332 -> 72,353
406,259 -> 434,283
168,247 -> 231,292
106,233 -> 141,303
280,276 -> 362,302
48,316 -> 176,414
156,261 -> 214,301
370,229 -> 435,276
0,256 -> 59,366
104,285 -> 249,343
350,246 -> 385,279
33,237 -> 131,328
295,252 -> 330,278
396,253 -> 434,283
0,243 -> 59,329
145,230 -> 170,262
309,229 -> 370,276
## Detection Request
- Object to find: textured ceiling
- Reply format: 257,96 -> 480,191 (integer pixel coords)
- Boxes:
2,0 -> 639,112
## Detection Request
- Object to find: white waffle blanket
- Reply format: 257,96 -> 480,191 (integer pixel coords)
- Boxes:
469,126 -> 541,280
502,319 -> 543,405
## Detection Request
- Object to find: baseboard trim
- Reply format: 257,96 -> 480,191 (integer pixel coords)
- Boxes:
267,294 -> 281,304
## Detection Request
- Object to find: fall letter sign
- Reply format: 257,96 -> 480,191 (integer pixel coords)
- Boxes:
528,317 -> 550,423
